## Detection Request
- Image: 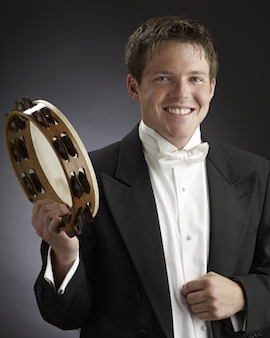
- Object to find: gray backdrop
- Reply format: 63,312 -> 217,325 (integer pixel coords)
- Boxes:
1,1 -> 270,337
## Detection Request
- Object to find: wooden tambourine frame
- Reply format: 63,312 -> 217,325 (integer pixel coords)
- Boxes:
5,97 -> 99,237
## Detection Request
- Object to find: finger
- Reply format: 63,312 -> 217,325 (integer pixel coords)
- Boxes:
36,211 -> 70,242
32,200 -> 69,238
186,290 -> 206,305
33,200 -> 69,225
190,301 -> 208,314
196,307 -> 223,321
43,212 -> 63,235
187,298 -> 221,321
183,271 -> 219,297
182,279 -> 204,297
197,311 -> 215,321
32,199 -> 53,227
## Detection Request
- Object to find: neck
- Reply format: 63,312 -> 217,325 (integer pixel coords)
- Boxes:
156,133 -> 192,150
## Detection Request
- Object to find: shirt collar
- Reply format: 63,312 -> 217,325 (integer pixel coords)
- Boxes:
139,120 -> 202,155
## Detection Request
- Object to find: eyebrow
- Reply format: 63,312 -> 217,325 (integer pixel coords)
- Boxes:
188,70 -> 208,77
152,70 -> 209,76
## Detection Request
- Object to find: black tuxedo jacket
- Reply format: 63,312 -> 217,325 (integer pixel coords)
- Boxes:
35,125 -> 270,338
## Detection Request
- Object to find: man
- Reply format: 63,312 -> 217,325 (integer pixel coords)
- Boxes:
33,16 -> 270,337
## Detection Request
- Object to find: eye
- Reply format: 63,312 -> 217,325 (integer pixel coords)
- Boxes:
157,76 -> 169,82
190,77 -> 202,82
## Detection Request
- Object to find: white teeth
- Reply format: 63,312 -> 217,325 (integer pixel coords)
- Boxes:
166,108 -> 192,115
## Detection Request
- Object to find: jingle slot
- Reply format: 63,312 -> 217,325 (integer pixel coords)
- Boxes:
17,115 -> 27,130
11,141 -> 21,163
22,172 -> 36,197
66,226 -> 82,238
84,203 -> 93,223
13,101 -> 25,111
40,107 -> 57,125
76,207 -> 86,231
21,97 -> 34,109
18,136 -> 29,160
32,111 -> 49,129
66,228 -> 76,238
61,133 -> 78,157
78,169 -> 90,194
10,117 -> 19,133
71,173 -> 83,198
62,216 -> 71,228
62,211 -> 82,238
53,137 -> 69,161
29,169 -> 44,194
62,217 -> 75,238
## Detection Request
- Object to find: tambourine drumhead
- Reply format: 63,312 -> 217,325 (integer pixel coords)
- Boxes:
5,98 -> 99,236
30,121 -> 72,206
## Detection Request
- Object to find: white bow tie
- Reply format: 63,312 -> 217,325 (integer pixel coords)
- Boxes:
157,142 -> 209,171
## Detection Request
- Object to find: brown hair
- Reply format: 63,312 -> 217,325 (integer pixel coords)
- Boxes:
125,16 -> 219,85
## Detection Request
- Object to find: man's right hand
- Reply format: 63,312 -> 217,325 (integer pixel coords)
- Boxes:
32,199 -> 79,287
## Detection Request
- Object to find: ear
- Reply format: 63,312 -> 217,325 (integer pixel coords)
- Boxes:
127,74 -> 141,103
209,77 -> 216,101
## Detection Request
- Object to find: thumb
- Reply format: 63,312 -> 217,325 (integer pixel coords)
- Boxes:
182,283 -> 188,297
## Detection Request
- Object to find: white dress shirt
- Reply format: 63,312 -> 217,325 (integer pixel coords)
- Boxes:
139,121 -> 212,338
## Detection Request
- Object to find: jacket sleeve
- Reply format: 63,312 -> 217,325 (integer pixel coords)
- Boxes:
233,165 -> 270,334
34,219 -> 100,330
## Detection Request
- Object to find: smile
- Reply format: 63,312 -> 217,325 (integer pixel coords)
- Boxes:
165,108 -> 194,115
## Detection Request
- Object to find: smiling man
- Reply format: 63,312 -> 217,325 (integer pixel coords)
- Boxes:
127,41 -> 216,150
33,16 -> 270,338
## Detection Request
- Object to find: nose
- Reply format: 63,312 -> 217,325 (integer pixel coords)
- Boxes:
169,80 -> 190,100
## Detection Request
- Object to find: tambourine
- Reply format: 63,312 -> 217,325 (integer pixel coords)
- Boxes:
5,97 -> 99,237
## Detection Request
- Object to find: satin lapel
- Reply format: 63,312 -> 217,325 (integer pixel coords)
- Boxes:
206,141 -> 258,276
101,127 -> 173,338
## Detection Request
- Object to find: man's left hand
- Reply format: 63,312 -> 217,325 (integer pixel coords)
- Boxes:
182,271 -> 246,321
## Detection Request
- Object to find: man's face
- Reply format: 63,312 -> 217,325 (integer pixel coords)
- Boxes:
127,41 -> 216,149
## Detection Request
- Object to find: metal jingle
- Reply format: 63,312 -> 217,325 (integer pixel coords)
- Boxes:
61,134 -> 78,157
71,175 -> 83,199
10,117 -> 19,133
18,113 -> 28,122
84,204 -> 93,223
78,171 -> 90,194
62,212 -> 83,237
13,101 -> 25,111
61,217 -> 74,238
17,115 -> 27,130
62,216 -> 71,227
32,111 -> 49,128
76,207 -> 86,229
30,171 -> 44,193
22,174 -> 35,197
66,226 -> 82,238
73,226 -> 83,236
18,138 -> 29,159
53,138 -> 69,161
21,97 -> 34,109
40,107 -> 57,124
66,228 -> 76,238
11,142 -> 21,163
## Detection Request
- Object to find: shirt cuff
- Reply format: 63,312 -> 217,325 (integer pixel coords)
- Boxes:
44,246 -> 80,295
231,312 -> 246,332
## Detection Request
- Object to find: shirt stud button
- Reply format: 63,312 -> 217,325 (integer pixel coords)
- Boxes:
187,235 -> 192,240
131,292 -> 141,301
137,329 -> 148,337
